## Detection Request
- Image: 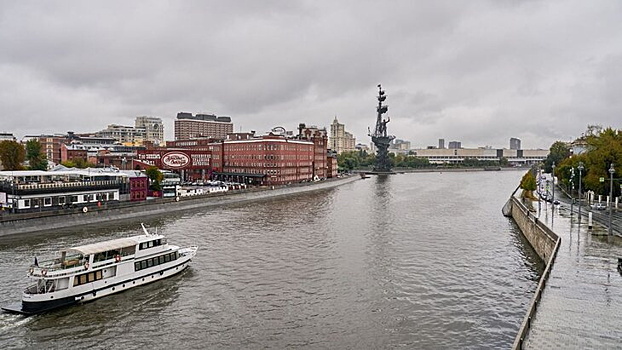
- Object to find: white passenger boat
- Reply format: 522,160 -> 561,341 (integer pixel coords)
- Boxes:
1,224 -> 198,315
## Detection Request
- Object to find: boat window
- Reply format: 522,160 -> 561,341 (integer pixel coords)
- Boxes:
147,259 -> 153,268
95,270 -> 102,280
159,256 -> 165,264
134,262 -> 140,271
141,260 -> 147,269
79,274 -> 87,285
164,254 -> 170,263
121,245 -> 136,256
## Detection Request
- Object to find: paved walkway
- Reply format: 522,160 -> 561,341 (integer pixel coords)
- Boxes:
523,201 -> 622,349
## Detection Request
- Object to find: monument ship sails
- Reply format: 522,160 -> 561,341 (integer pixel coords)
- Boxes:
368,84 -> 395,173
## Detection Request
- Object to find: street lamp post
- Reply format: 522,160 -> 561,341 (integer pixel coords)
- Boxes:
11,177 -> 15,214
578,162 -> 584,222
609,163 -> 615,235
570,167 -> 575,215
552,162 -> 556,207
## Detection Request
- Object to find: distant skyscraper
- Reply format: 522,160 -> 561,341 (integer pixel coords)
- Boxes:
329,117 -> 356,154
510,137 -> 521,150
439,138 -> 445,149
448,141 -> 462,149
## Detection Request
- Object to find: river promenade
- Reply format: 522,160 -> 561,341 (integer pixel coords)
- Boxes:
0,175 -> 359,237
519,194 -> 622,348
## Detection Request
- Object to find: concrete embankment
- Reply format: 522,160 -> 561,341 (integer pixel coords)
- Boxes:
0,175 -> 359,237
505,196 -> 560,349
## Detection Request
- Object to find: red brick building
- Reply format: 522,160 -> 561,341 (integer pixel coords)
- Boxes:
135,149 -> 212,181
298,124 -> 329,179
327,152 -> 338,178
165,138 -> 214,150
60,144 -> 88,163
128,172 -> 148,201
136,125 -> 335,186
210,133 -> 314,185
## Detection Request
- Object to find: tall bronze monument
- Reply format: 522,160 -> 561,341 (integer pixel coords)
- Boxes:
369,84 -> 395,173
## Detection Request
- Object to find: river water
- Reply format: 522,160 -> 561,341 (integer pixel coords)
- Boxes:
0,170 -> 542,349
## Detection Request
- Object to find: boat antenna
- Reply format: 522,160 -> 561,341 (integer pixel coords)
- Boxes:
141,223 -> 150,236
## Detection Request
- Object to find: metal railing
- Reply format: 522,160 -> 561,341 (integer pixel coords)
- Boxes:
511,197 -> 561,349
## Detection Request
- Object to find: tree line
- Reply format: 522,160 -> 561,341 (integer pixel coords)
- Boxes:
0,140 -> 49,171
539,125 -> 621,198
336,150 -> 507,171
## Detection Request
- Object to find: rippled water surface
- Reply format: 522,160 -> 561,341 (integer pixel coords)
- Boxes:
0,171 -> 543,349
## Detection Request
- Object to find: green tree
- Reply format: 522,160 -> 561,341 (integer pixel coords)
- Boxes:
145,166 -> 164,191
25,139 -> 48,170
520,170 -> 537,199
582,127 -> 622,196
543,141 -> 570,173
553,127 -> 622,198
0,140 -> 26,170
61,158 -> 95,169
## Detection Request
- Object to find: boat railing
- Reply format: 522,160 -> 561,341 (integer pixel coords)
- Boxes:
24,281 -> 55,295
24,284 -> 38,295
30,257 -> 88,277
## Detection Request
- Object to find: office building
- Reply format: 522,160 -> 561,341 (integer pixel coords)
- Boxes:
329,117 -> 356,154
174,112 -> 233,140
448,141 -> 462,149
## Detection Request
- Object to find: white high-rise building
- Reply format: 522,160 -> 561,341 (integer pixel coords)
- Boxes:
329,117 -> 356,154
96,117 -> 164,146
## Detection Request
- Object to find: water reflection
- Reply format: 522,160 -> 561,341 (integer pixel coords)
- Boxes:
0,170 -> 542,349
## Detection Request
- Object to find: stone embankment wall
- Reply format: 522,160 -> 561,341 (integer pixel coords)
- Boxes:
0,176 -> 359,237
509,196 -> 559,262
507,196 -> 561,350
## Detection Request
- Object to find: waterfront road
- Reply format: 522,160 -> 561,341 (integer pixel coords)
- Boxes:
523,197 -> 622,348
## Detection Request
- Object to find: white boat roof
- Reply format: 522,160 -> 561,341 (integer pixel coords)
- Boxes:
68,237 -> 141,255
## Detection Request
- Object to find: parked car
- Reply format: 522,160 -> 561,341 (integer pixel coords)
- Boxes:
592,203 -> 607,210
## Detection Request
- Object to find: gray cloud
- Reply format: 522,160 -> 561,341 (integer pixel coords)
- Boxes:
1,0 -> 621,149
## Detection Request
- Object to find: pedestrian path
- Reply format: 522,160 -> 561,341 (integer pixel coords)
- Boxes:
523,202 -> 622,348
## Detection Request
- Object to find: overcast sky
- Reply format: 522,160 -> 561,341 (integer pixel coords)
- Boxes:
1,1 -> 621,149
